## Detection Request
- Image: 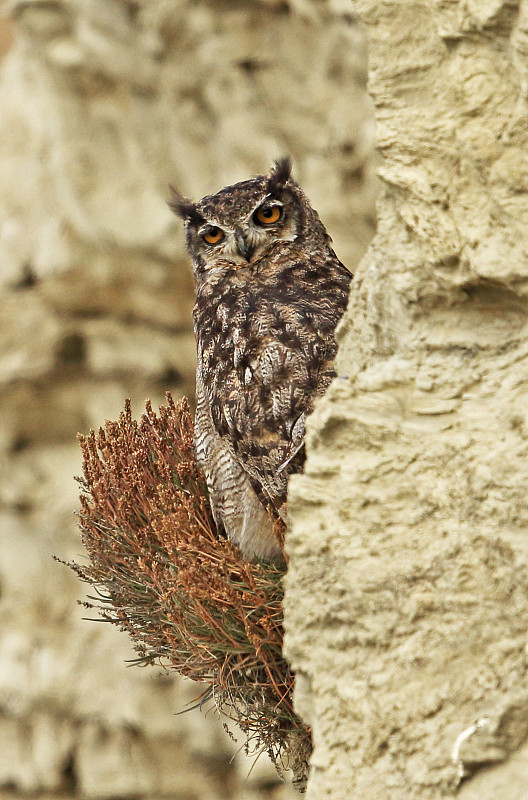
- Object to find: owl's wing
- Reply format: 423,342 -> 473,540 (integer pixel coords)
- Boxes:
194,367 -> 284,562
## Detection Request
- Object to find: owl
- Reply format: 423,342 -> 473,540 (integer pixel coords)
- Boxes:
169,158 -> 352,563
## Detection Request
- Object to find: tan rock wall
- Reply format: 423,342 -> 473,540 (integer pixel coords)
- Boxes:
0,1 -> 375,798
285,1 -> 528,798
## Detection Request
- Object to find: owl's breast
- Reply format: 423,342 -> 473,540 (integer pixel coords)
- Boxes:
193,250 -> 351,506
197,291 -> 327,448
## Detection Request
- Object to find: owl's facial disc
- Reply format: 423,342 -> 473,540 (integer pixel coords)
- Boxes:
191,191 -> 299,269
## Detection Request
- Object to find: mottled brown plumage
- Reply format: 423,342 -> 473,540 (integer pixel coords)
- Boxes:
170,158 -> 352,562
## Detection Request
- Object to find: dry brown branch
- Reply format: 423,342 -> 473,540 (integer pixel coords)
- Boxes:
69,394 -> 311,789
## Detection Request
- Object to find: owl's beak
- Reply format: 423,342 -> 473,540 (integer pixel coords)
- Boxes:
234,227 -> 255,262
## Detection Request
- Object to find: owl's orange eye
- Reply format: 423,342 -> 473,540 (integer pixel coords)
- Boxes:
202,227 -> 224,245
254,204 -> 282,226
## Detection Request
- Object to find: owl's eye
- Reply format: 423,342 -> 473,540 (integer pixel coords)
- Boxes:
254,204 -> 282,226
202,227 -> 225,245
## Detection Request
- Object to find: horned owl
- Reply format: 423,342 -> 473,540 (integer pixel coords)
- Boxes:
169,158 -> 352,563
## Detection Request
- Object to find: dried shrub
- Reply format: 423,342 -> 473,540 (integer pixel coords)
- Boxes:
70,394 -> 311,790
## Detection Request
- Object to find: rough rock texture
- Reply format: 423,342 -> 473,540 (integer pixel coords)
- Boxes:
284,1 -> 528,798
0,2 -> 375,798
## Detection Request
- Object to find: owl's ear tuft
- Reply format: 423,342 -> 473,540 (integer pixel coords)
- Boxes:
167,186 -> 205,226
267,157 -> 292,192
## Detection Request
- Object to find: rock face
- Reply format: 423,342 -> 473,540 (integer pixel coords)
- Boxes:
284,1 -> 528,798
0,2 -> 375,799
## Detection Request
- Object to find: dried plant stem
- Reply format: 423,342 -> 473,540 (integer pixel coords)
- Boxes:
69,394 -> 311,790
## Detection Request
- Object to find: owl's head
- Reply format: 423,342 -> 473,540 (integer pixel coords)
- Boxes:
169,158 -> 330,279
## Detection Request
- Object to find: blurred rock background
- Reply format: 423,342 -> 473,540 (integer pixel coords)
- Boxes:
0,1 -> 376,798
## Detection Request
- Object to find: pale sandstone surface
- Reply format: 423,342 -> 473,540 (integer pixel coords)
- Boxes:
0,2 -> 375,798
285,0 -> 528,798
